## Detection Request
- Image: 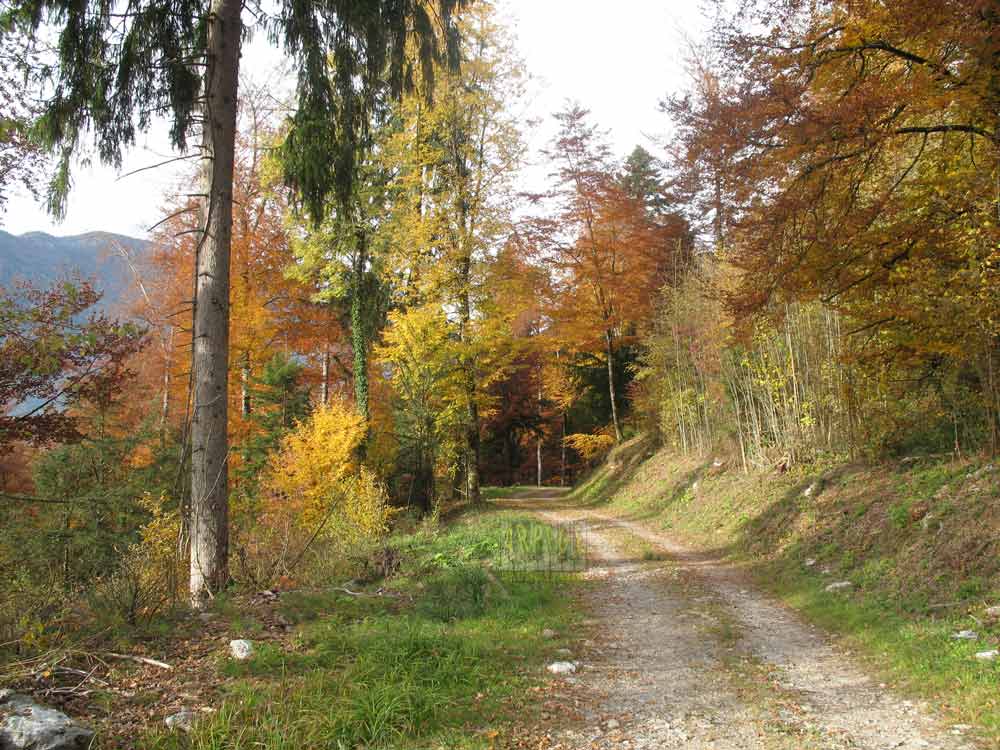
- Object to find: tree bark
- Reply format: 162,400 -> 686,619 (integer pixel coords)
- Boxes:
605,328 -> 623,442
458,251 -> 481,504
560,412 -> 567,486
240,353 -> 251,417
189,0 -> 240,606
351,235 -> 369,422
321,348 -> 330,405
536,366 -> 543,486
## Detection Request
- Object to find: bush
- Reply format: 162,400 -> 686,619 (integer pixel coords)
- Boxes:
232,402 -> 395,588
89,492 -> 185,627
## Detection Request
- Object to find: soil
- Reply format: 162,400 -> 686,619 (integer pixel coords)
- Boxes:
503,488 -> 983,750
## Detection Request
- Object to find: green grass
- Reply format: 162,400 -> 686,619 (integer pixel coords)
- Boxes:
141,509 -> 580,750
761,561 -> 1000,741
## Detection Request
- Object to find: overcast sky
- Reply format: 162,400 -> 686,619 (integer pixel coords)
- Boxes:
2,1 -> 709,238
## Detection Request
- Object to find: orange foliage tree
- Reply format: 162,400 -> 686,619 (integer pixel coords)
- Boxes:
674,0 -> 1000,450
525,105 -> 688,442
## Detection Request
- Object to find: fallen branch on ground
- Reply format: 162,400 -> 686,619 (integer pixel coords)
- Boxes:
104,652 -> 173,670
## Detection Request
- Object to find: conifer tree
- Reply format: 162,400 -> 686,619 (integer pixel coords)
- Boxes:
6,0 -> 469,603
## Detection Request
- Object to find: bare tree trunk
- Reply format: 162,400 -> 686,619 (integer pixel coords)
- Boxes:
160,328 -> 172,437
605,328 -> 623,443
240,354 -> 251,417
351,236 -> 369,421
465,399 -> 481,502
458,246 -> 481,504
560,411 -> 567,486
537,366 -> 543,486
321,348 -> 330,405
190,0 -> 241,606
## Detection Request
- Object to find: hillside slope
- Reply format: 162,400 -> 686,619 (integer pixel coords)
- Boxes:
571,438 -> 1000,740
0,230 -> 148,307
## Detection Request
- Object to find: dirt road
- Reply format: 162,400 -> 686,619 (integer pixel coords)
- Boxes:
503,489 -> 981,750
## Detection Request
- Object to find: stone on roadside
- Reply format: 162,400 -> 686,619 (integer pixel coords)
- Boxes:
825,581 -> 853,593
0,690 -> 93,750
164,709 -> 198,733
974,649 -> 998,661
546,661 -> 577,675
804,558 -> 817,568
604,718 -> 620,730
229,639 -> 254,660
802,481 -> 821,497
541,628 -> 557,639
950,630 -> 977,640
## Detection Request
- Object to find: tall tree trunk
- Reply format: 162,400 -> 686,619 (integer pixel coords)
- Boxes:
240,353 -> 251,417
351,237 -> 369,422
536,366 -> 543,486
321,348 -> 330,405
605,328 -> 623,443
458,253 -> 481,504
560,412 -> 567,486
189,0 -> 240,606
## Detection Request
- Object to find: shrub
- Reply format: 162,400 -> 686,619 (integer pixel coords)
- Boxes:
233,401 -> 395,587
564,431 -> 615,463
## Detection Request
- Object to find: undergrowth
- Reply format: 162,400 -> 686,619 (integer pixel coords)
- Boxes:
141,509 -> 579,749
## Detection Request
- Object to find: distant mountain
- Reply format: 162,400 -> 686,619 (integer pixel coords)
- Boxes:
0,230 -> 150,311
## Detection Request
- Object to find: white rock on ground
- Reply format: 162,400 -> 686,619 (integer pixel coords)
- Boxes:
0,690 -> 93,750
825,581 -> 853,593
541,628 -> 557,639
973,649 -> 998,661
164,709 -> 198,732
985,605 -> 1000,620
950,630 -> 977,640
546,661 -> 577,675
229,639 -> 254,660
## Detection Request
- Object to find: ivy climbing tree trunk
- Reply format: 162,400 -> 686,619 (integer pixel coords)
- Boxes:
605,328 -> 623,443
458,251 -> 481,505
189,0 -> 241,606
351,235 -> 369,422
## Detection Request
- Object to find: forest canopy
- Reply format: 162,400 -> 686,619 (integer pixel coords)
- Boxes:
0,0 -> 997,654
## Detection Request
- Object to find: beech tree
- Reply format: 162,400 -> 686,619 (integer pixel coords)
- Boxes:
382,3 -> 526,501
0,280 -> 144,450
7,0 -> 469,602
680,0 -> 1000,452
528,106 -> 684,443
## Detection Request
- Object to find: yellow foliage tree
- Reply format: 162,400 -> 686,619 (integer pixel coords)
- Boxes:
262,400 -> 393,552
563,431 -> 615,464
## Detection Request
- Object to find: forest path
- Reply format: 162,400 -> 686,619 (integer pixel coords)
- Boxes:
498,489 -> 980,750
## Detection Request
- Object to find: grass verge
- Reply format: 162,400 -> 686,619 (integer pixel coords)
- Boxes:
140,509 -> 580,750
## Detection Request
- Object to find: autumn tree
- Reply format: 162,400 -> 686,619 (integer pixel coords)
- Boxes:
0,280 -> 144,450
682,0 -> 1000,452
12,0 -> 471,602
375,305 -> 463,513
528,106 -> 686,443
382,2 -> 526,501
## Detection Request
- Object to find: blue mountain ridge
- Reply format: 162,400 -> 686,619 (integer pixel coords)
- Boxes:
0,230 -> 150,310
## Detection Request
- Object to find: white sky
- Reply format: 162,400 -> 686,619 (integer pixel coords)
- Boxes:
2,1 -> 709,238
